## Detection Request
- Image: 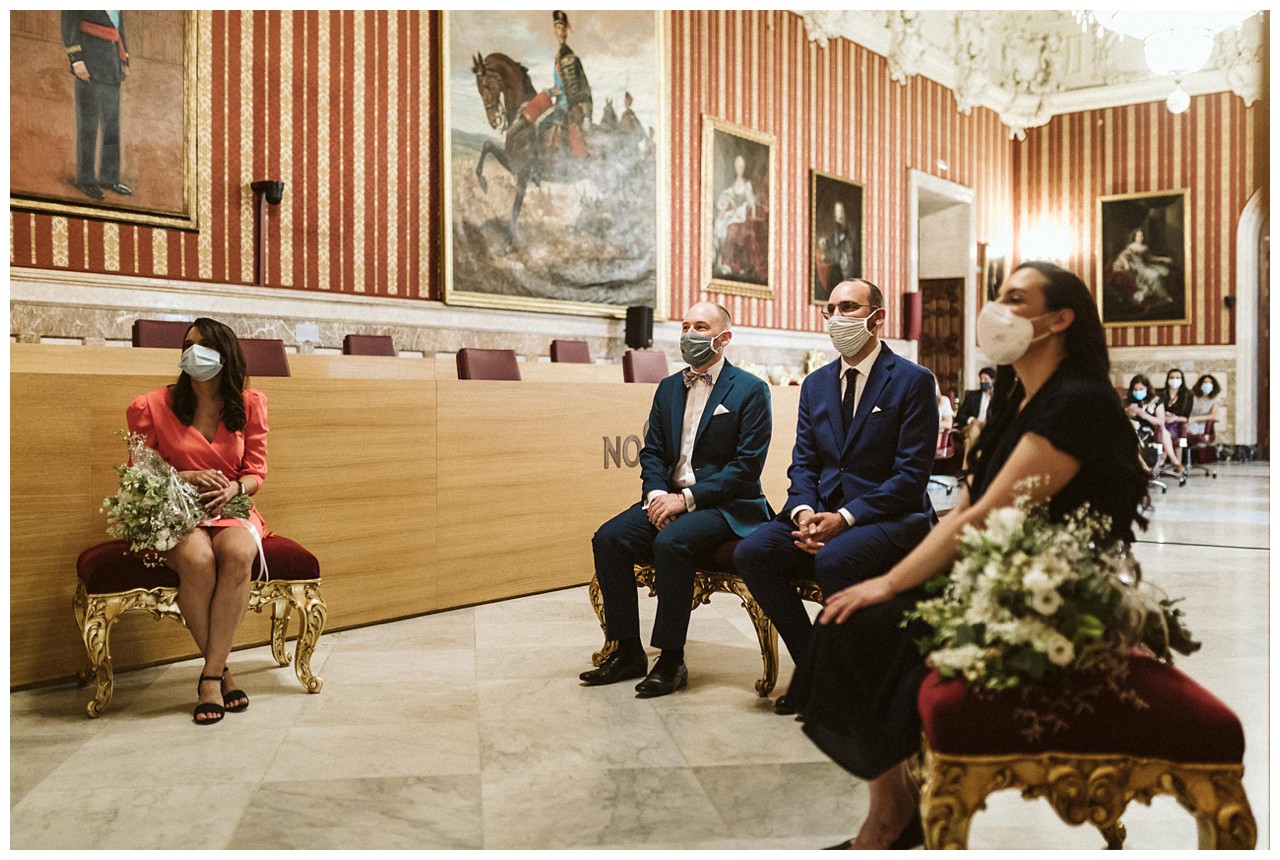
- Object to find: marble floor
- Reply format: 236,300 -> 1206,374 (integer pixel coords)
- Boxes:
11,463 -> 1270,849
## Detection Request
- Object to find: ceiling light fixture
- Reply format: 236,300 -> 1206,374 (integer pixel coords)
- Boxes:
1074,10 -> 1258,112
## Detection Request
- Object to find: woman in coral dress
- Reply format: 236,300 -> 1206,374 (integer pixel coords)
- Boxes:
126,317 -> 269,725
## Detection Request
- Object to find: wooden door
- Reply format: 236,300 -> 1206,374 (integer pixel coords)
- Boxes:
918,277 -> 965,397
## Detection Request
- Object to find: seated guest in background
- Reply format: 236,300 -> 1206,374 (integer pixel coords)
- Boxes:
1188,373 -> 1223,436
126,318 -> 268,725
733,278 -> 937,716
956,366 -> 996,467
808,262 -> 1148,849
1161,367 -> 1193,459
1126,373 -> 1181,473
581,302 -> 772,698
936,379 -> 954,433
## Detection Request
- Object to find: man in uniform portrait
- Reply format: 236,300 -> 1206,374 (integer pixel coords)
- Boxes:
62,10 -> 132,201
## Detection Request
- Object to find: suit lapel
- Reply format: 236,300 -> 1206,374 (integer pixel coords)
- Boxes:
822,360 -> 845,445
666,375 -> 686,458
693,362 -> 737,448
843,346 -> 894,453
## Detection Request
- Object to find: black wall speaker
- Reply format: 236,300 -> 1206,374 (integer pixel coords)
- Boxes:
625,305 -> 654,349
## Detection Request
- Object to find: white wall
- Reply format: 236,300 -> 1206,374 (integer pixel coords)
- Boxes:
918,204 -> 970,280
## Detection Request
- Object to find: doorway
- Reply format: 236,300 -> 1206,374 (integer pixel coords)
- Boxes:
907,170 -> 975,402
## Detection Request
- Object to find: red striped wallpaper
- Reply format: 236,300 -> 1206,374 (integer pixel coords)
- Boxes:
668,10 -> 1012,334
10,11 -> 440,298
1012,92 -> 1257,347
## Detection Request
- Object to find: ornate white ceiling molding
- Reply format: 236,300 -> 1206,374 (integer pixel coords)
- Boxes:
799,10 -> 1266,139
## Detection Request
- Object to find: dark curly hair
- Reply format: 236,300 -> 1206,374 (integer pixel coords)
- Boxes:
169,317 -> 249,432
971,261 -> 1148,533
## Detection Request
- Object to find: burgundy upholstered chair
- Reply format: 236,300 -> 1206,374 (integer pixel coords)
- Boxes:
343,334 -> 397,356
131,319 -> 191,349
916,658 -> 1256,848
622,349 -> 669,383
550,339 -> 591,364
240,338 -> 292,377
456,348 -> 521,381
587,539 -> 823,696
74,536 -> 327,717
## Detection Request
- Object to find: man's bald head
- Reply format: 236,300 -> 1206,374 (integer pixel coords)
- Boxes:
683,301 -> 732,335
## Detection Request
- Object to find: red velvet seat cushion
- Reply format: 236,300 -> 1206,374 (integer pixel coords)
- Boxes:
918,658 -> 1244,764
77,536 -> 320,594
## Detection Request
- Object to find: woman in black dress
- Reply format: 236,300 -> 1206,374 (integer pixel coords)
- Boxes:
803,262 -> 1149,849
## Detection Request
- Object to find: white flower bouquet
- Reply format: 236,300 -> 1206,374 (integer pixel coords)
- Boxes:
101,432 -> 254,566
909,485 -> 1198,736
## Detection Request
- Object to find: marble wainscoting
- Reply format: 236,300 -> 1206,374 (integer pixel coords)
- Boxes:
10,268 -> 851,379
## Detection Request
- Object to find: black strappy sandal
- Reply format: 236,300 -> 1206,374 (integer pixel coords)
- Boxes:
222,667 -> 249,713
194,675 -> 226,725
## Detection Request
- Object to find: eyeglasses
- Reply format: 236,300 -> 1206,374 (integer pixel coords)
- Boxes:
820,301 -> 879,319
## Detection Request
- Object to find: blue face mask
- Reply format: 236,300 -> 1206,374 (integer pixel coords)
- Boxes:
979,380 -> 992,392
1132,389 -> 1147,402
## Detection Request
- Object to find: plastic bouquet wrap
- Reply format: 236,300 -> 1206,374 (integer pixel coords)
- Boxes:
908,482 -> 1198,739
101,431 -> 254,566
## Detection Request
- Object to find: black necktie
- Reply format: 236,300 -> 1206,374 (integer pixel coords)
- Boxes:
842,368 -> 858,431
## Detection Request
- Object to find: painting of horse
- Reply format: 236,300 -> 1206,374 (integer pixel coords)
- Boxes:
444,10 -> 665,317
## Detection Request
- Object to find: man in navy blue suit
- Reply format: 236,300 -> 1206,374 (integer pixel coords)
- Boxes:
582,302 -> 773,698
733,279 -> 937,714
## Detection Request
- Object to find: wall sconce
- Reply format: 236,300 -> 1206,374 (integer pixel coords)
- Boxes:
251,181 -> 285,286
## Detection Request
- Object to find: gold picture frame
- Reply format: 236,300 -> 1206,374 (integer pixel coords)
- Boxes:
702,115 -> 775,299
9,11 -> 200,230
441,10 -> 669,319
809,169 -> 864,304
1096,188 -> 1192,327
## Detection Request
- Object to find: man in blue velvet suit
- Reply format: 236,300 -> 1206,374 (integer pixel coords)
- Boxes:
733,279 -> 937,714
582,302 -> 772,698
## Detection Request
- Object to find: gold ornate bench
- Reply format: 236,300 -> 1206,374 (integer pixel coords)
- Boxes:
916,659 -> 1256,849
73,537 -> 327,718
587,539 -> 823,696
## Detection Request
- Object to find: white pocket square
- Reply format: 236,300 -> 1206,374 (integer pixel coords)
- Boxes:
872,405 -> 882,413
713,404 -> 731,416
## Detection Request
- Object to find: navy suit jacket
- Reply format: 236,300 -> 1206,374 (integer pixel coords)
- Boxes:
638,360 -> 773,538
784,345 -> 938,549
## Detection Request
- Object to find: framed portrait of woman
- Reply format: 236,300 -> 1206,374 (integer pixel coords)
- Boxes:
1097,189 -> 1191,327
702,116 -> 775,299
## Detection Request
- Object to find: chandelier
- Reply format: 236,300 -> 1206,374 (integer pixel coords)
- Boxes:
1074,10 -> 1259,113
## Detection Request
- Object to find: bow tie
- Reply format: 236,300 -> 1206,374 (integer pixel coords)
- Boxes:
683,368 -> 713,388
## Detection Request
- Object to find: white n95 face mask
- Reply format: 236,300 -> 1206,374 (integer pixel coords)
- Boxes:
827,313 -> 876,356
179,343 -> 224,381
976,302 -> 1050,365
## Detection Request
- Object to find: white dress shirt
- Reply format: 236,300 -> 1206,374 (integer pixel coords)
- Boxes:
791,341 -> 882,527
645,356 -> 725,514
977,390 -> 991,423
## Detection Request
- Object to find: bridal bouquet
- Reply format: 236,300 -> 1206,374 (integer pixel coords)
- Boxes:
908,486 -> 1198,737
101,432 -> 254,566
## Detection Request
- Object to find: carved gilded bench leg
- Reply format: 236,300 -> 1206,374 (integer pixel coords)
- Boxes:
588,573 -> 617,666
269,595 -> 292,667
1179,767 -> 1257,849
289,581 -> 327,693
77,589 -> 122,718
919,748 -> 1004,849
1099,821 -> 1126,849
722,577 -> 778,697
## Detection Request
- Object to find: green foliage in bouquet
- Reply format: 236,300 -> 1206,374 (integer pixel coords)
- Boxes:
101,431 -> 256,566
908,487 -> 1200,696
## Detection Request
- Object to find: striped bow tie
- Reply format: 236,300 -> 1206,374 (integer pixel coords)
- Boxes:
683,368 -> 713,388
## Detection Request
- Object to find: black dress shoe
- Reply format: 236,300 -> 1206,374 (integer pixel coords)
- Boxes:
824,812 -> 923,850
634,657 -> 687,698
100,183 -> 133,196
579,650 -> 648,686
887,811 -> 924,850
774,693 -> 798,716
75,181 -> 105,200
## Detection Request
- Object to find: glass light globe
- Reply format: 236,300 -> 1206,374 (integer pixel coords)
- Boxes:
1144,28 -> 1215,78
1166,86 -> 1191,114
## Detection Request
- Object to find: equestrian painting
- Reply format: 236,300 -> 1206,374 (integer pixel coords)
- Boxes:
444,10 -> 665,317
